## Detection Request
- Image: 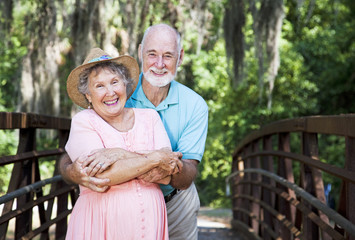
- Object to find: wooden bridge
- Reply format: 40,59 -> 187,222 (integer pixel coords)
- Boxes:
1,112 -> 355,239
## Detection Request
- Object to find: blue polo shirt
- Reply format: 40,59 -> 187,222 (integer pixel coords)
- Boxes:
126,73 -> 208,196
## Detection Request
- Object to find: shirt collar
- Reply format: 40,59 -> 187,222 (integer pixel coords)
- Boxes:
131,73 -> 179,110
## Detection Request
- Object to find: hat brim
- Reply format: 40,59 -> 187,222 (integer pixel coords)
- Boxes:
67,55 -> 139,109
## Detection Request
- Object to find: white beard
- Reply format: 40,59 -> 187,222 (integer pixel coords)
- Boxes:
143,66 -> 175,87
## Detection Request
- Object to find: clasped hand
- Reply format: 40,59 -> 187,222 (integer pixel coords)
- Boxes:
79,148 -> 182,183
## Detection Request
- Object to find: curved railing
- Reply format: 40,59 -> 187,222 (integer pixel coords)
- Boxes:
227,114 -> 355,240
0,112 -> 78,240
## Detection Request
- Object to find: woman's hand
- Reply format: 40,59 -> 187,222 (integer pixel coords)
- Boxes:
82,148 -> 121,176
63,154 -> 111,192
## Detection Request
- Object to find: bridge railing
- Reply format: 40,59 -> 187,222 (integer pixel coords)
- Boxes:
0,112 -> 78,240
227,114 -> 355,240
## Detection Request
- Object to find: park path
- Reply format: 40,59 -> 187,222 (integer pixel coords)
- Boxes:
197,208 -> 245,240
198,226 -> 244,240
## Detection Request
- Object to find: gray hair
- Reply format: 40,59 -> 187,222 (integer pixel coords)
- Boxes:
141,24 -> 182,55
78,62 -> 134,99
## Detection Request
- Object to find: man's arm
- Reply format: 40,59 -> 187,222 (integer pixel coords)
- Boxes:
169,159 -> 198,190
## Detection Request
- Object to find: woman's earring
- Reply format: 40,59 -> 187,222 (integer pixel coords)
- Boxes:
88,102 -> 92,109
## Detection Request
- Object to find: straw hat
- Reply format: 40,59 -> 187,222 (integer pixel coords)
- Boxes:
67,48 -> 139,109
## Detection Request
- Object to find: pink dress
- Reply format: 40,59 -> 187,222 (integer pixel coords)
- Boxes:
65,108 -> 170,240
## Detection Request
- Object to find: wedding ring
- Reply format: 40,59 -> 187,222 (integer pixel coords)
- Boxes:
99,162 -> 104,167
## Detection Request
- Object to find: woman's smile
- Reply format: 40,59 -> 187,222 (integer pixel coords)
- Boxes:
104,98 -> 119,105
85,68 -> 128,124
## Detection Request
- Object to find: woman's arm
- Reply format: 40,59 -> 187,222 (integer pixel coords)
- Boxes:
94,149 -> 181,185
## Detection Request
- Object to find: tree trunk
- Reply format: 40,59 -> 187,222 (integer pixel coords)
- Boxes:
0,0 -> 13,43
224,0 -> 246,85
19,0 -> 61,116
122,0 -> 151,58
250,0 -> 265,105
71,0 -> 100,66
259,0 -> 284,109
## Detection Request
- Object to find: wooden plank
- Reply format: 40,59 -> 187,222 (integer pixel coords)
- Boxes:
14,128 -> 36,239
251,140 -> 261,235
0,112 -> 71,130
0,185 -> 75,224
242,145 -> 252,225
244,150 -> 355,184
346,137 -> 355,240
276,133 -> 293,239
0,148 -> 65,166
261,135 -> 274,240
233,114 -> 355,156
232,154 -> 243,222
301,133 -> 319,240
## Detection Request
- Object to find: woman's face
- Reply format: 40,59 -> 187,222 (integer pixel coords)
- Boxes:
85,67 -> 127,122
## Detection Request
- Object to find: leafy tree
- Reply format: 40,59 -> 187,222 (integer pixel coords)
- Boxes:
0,0 -> 354,208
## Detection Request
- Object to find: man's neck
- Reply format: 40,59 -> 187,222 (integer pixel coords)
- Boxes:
142,77 -> 170,107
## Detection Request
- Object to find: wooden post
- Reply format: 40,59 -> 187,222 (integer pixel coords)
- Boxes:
301,132 -> 319,239
261,135 -> 274,240
15,128 -> 36,239
242,145 -> 252,225
55,129 -> 71,239
346,136 -> 355,240
277,132 -> 295,239
251,140 -> 261,235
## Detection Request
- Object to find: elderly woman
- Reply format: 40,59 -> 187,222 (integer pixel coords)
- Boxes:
65,48 -> 181,240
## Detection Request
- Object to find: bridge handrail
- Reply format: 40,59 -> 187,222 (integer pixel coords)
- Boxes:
0,175 -> 63,204
0,112 -> 78,240
227,168 -> 355,238
228,114 -> 355,240
233,114 -> 355,154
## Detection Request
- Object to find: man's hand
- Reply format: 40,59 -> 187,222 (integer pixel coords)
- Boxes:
60,153 -> 110,192
147,149 -> 183,174
138,151 -> 183,184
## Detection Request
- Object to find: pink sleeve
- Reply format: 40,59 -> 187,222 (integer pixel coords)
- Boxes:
65,111 -> 104,162
152,111 -> 172,151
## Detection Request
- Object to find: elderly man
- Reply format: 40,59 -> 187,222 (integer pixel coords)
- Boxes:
60,23 -> 208,239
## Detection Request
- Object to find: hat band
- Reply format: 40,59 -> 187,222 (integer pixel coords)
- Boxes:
88,55 -> 112,63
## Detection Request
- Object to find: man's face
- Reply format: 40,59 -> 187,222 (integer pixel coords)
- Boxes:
140,29 -> 181,87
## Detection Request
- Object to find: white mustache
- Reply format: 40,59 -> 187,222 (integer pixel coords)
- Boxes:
150,67 -> 168,74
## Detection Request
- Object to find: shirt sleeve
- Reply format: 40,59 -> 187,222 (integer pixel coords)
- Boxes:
176,99 -> 208,161
65,111 -> 104,162
151,110 -> 172,151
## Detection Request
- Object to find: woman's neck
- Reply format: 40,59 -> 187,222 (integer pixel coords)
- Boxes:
105,108 -> 135,132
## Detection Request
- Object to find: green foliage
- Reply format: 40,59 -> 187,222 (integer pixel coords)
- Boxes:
36,130 -> 59,182
0,130 -> 18,194
0,0 -> 354,208
318,135 -> 345,208
0,37 -> 27,111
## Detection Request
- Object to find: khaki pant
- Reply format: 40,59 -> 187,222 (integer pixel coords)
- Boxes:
166,183 -> 200,240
